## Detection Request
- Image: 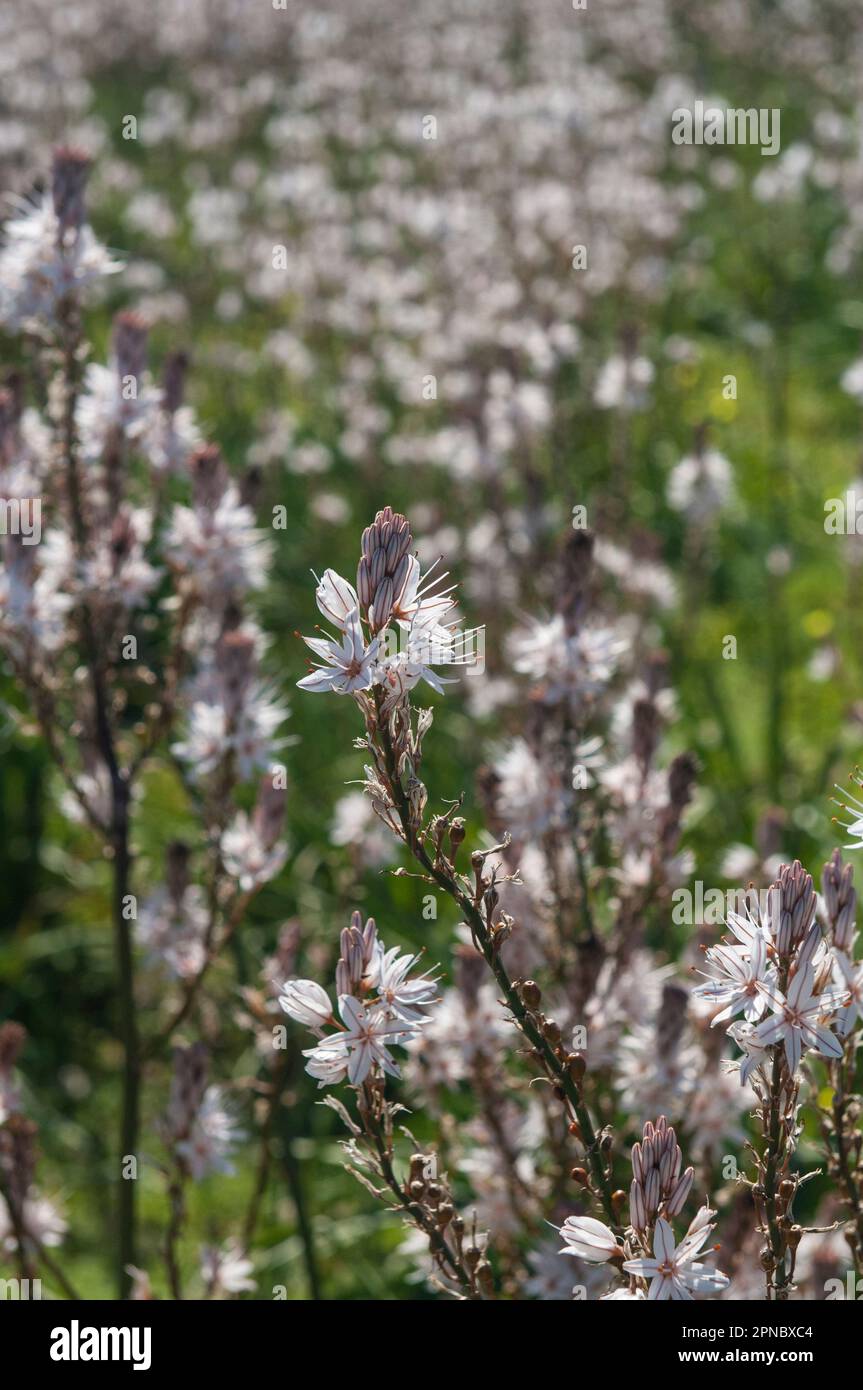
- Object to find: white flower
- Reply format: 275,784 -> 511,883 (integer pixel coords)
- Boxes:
510,614 -> 624,705
725,903 -> 774,951
81,507 -> 160,610
370,945 -> 440,1024
389,555 -> 456,629
172,692 -> 285,780
494,736 -> 571,840
0,194 -> 121,330
200,1241 -> 256,1296
622,1214 -> 729,1301
594,353 -> 654,412
693,930 -> 774,1024
667,449 -> 734,520
330,792 -> 397,867
373,612 -> 479,696
315,995 -> 411,1085
136,885 -> 208,981
314,568 -> 360,631
280,979 -> 334,1033
172,702 -> 229,774
0,1193 -> 67,1253
727,1019 -> 772,1087
76,362 -> 160,462
230,691 -> 288,778
302,1036 -> 350,1088
558,1216 -> 620,1263
407,980 -> 510,1085
177,1086 -> 244,1180
841,358 -> 863,404
833,778 -> 863,849
832,951 -> 863,1037
298,607 -> 380,693
753,955 -> 846,1072
221,812 -> 287,890
166,489 -> 272,596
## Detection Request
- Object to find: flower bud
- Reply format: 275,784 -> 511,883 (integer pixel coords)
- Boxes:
52,146 -> 91,240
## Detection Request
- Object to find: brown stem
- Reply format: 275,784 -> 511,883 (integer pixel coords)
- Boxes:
374,700 -> 620,1233
243,1053 -> 289,1248
358,1085 -> 480,1298
59,300 -> 140,1297
761,1043 -> 789,1299
828,1045 -> 863,1272
146,886 -> 255,1058
164,1169 -> 186,1300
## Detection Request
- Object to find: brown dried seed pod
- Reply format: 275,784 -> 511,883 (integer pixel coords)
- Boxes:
520,979 -> 541,1009
569,1054 -> 586,1084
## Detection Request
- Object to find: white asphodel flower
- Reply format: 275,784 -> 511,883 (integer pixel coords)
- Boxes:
389,555 -> 457,629
298,607 -> 380,694
622,1214 -> 729,1301
312,556 -> 455,634
369,945 -> 440,1024
300,513 -> 481,698
832,950 -> 863,1037
0,193 -> 121,330
724,900 -> 775,951
693,930 -> 775,1025
302,1037 -> 349,1088
374,611 -> 482,695
833,774 -> 863,849
557,1215 -> 621,1263
727,1019 -> 772,1087
315,995 -> 409,1085
279,979 -> 334,1033
313,568 -> 361,631
753,957 -> 847,1072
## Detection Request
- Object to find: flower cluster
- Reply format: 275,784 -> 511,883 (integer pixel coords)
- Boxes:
298,507 -> 480,699
558,1118 -> 729,1301
696,865 -> 847,1083
693,858 -> 861,1296
280,912 -> 440,1087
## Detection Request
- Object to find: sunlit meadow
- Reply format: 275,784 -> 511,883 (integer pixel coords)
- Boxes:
3,0 -> 863,1303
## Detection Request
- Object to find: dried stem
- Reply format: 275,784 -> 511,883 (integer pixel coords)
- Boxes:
357,1083 -> 482,1299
